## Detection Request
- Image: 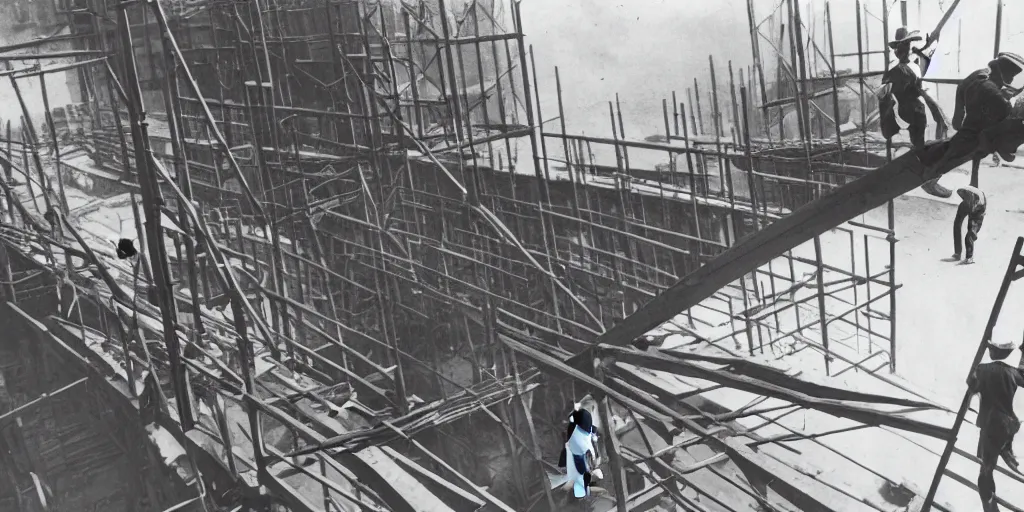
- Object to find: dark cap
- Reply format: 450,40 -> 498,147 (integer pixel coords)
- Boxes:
996,52 -> 1024,76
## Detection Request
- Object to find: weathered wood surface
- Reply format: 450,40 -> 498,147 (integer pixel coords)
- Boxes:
587,120 -> 1024,350
501,334 -> 881,512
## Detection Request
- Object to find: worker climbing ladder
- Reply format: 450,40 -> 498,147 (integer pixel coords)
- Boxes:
922,237 -> 1024,512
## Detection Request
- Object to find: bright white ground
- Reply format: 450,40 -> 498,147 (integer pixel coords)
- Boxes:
872,156 -> 1024,405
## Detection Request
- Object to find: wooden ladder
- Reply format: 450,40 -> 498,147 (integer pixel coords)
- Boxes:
922,236 -> 1024,511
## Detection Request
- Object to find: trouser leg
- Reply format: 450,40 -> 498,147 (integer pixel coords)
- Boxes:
979,438 -> 1001,510
915,120 -> 953,197
953,202 -> 967,256
971,156 -> 982,188
966,212 -> 985,259
978,421 -> 1016,511
966,226 -> 976,259
909,121 -> 926,148
1003,422 -> 1022,471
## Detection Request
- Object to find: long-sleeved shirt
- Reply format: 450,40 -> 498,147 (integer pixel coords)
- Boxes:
954,68 -> 1012,133
882,61 -> 926,121
968,359 -> 1024,431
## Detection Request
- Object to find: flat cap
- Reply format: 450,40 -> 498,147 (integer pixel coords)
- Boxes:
996,52 -> 1024,74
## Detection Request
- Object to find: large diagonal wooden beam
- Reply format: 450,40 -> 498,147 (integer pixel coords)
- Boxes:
586,119 -> 1024,351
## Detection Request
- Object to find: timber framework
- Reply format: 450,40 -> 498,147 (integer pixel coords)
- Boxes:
0,0 -> 1017,511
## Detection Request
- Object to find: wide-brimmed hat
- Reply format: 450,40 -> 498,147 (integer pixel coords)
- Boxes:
888,27 -> 923,49
988,340 -> 1019,361
992,52 -> 1024,76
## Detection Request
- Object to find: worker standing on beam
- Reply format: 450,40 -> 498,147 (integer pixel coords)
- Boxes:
879,27 -> 951,198
950,186 -> 986,265
941,52 -> 1024,186
967,339 -> 1024,512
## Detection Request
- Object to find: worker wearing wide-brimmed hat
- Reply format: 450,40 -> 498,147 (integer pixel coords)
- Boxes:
968,339 -> 1024,511
938,52 -> 1024,188
879,27 -> 951,197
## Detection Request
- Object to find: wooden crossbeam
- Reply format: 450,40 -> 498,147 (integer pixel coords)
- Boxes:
0,377 -> 88,423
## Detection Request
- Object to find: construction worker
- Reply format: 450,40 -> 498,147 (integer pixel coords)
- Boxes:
968,339 -> 1024,512
942,52 -> 1024,187
879,27 -> 950,197
557,402 -> 604,499
951,186 -> 986,265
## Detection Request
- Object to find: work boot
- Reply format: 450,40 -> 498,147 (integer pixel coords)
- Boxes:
1002,448 -> 1021,473
963,257 -> 975,265
921,178 -> 952,198
951,252 -> 961,261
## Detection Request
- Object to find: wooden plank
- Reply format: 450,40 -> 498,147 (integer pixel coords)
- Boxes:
598,346 -> 949,439
600,345 -> 934,407
381,446 -> 486,509
263,472 -> 325,512
625,484 -> 665,511
286,400 -> 458,512
587,120 -> 1024,350
724,437 -> 876,512
337,448 -> 453,512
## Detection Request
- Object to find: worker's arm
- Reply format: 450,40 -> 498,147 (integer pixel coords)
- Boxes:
1016,346 -> 1024,385
913,46 -> 935,77
918,86 -> 950,138
967,368 -> 980,396
979,81 -> 1013,123
952,81 -> 966,131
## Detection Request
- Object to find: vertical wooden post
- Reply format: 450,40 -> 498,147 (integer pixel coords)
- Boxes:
692,79 -> 705,135
792,0 -> 812,145
2,121 -> 14,222
115,1 -> 194,431
594,357 -> 629,512
994,0 -> 1003,57
438,0 -> 466,143
825,3 -> 844,158
37,74 -> 70,214
881,0 -> 898,372
745,0 -> 771,138
855,0 -> 867,156
957,20 -> 962,74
